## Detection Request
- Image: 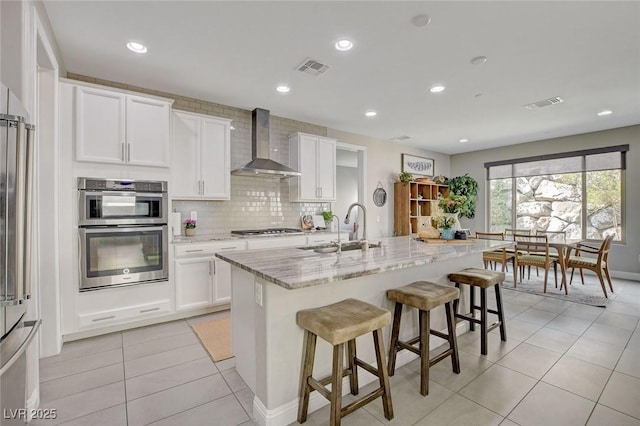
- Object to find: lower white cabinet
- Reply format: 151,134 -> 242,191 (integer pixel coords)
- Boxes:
174,240 -> 246,311
77,299 -> 172,329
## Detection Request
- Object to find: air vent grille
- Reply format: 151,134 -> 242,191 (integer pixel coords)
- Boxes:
524,96 -> 564,110
297,58 -> 329,76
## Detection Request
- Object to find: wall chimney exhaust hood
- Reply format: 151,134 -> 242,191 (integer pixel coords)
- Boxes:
231,108 -> 301,178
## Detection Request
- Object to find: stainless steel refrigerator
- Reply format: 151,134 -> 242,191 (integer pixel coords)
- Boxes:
0,83 -> 40,424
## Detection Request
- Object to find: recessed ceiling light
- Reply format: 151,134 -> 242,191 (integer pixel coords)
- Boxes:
459,138 -> 469,143
126,42 -> 147,53
470,56 -> 488,65
365,111 -> 377,117
411,14 -> 431,27
597,109 -> 613,116
430,84 -> 446,93
334,39 -> 353,51
276,85 -> 290,93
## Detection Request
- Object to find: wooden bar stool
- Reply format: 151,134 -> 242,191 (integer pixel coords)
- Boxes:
296,298 -> 394,426
448,268 -> 507,356
387,281 -> 461,396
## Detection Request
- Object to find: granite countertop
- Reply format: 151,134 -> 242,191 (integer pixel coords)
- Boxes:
171,229 -> 339,244
215,236 -> 513,290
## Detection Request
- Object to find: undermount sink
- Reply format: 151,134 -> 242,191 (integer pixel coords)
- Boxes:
301,241 -> 382,253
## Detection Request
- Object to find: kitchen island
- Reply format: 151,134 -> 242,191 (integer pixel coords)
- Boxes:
216,236 -> 512,426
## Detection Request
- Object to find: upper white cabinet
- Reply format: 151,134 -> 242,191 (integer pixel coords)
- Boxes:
172,111 -> 231,200
74,84 -> 172,167
289,132 -> 337,202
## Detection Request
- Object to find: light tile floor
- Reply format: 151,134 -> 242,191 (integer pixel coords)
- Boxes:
35,277 -> 640,426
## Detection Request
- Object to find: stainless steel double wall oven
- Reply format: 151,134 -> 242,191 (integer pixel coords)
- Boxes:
78,178 -> 169,291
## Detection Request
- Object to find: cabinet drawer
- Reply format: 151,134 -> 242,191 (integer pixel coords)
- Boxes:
247,235 -> 307,250
174,240 -> 246,257
306,233 -> 344,245
78,299 -> 171,328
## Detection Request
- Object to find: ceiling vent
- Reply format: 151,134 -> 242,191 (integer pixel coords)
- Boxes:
297,57 -> 329,76
391,135 -> 411,142
524,96 -> 564,110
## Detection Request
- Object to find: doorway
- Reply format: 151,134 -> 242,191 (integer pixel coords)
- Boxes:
336,143 -> 367,240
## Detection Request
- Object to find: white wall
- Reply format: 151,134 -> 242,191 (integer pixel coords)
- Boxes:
450,125 -> 640,276
327,129 -> 450,238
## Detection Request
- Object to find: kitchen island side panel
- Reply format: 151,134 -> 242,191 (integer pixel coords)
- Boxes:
232,252 -> 481,424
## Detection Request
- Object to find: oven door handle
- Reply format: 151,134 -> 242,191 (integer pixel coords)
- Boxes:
81,225 -> 167,234
82,191 -> 166,198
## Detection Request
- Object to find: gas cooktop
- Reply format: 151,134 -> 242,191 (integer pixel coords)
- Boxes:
231,228 -> 304,236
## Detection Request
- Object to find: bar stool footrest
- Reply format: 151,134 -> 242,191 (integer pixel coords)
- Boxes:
342,388 -> 385,418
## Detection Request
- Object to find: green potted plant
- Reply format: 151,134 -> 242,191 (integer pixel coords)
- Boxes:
398,171 -> 413,186
444,174 -> 478,219
434,215 -> 456,240
322,211 -> 334,230
184,218 -> 197,236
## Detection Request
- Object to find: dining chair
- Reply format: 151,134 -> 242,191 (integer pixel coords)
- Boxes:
476,232 -> 514,275
567,235 -> 614,298
503,229 -> 532,273
513,233 -> 558,293
535,230 -> 567,243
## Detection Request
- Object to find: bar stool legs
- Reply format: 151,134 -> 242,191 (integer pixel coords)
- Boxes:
449,268 -> 507,356
296,299 -> 393,426
387,282 -> 461,397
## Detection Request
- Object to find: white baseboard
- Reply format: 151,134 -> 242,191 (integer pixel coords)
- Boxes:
611,270 -> 640,282
253,321 -> 469,426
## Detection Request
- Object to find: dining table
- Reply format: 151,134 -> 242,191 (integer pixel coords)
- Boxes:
548,240 -> 581,294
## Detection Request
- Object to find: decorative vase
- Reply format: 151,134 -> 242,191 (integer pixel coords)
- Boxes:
441,228 -> 455,240
443,212 -> 461,231
185,228 -> 196,237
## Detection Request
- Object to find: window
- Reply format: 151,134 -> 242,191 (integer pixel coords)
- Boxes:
486,145 -> 627,241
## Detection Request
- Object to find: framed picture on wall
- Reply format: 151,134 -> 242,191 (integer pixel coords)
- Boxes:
402,154 -> 435,177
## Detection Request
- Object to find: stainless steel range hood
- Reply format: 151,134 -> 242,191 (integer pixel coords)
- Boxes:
231,108 -> 301,178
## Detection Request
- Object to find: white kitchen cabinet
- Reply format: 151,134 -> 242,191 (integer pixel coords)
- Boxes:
289,132 -> 337,202
175,257 -> 214,310
246,235 -> 307,250
74,83 -> 172,167
172,111 -> 231,199
174,240 -> 245,310
306,233 -> 347,245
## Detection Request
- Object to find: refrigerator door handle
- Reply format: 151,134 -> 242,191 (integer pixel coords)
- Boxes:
14,121 -> 26,302
23,126 -> 35,299
0,320 -> 41,377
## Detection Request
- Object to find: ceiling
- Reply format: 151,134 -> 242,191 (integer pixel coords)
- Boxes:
43,1 -> 640,155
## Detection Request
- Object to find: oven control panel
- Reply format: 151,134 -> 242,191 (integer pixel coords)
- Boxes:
78,178 -> 167,193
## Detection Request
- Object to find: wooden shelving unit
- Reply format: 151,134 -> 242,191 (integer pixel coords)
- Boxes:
394,181 -> 449,236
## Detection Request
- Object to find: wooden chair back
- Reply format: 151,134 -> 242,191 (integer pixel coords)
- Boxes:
514,234 -> 549,256
536,230 -> 566,243
475,232 -> 505,241
505,228 -> 532,239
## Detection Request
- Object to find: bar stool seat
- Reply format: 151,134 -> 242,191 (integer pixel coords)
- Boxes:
387,281 -> 460,396
448,268 -> 507,356
297,298 -> 393,426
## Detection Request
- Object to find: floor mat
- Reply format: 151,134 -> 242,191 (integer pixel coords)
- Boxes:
191,317 -> 233,362
501,271 -> 615,307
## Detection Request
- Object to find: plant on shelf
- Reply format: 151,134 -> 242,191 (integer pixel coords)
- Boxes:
184,218 -> 197,229
438,194 -> 467,214
434,215 -> 456,230
398,171 -> 413,186
444,174 -> 478,219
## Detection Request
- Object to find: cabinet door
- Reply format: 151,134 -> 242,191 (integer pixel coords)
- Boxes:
213,259 -> 231,304
201,117 -> 231,199
316,137 -> 336,200
175,258 -> 213,310
299,134 -> 320,200
75,86 -> 126,164
126,95 -> 171,167
172,112 -> 201,198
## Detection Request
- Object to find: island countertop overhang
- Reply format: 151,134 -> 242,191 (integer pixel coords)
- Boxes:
215,236 -> 513,290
